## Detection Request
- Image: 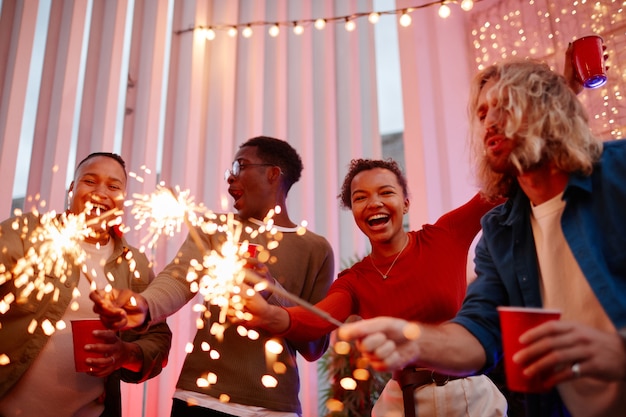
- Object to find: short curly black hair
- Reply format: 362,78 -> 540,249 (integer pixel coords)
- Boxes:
240,136 -> 303,193
75,152 -> 127,179
338,158 -> 409,209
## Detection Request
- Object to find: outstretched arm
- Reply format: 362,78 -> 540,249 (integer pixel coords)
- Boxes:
338,317 -> 487,375
91,230 -> 206,329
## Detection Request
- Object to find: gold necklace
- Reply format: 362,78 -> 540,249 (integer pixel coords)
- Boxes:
369,236 -> 409,280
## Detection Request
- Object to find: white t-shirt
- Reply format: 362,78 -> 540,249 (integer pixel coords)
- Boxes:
531,193 -> 625,416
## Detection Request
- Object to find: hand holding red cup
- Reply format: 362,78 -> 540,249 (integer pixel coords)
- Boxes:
71,319 -> 108,372
571,35 -> 607,89
497,306 -> 561,393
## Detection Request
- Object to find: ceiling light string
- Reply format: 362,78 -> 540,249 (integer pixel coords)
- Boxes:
175,0 -> 481,39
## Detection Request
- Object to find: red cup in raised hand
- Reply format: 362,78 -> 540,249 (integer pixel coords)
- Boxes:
571,35 -> 607,89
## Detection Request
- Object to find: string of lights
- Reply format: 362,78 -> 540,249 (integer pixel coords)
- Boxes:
175,0 -> 483,39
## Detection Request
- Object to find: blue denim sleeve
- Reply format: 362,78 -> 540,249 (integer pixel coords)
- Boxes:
450,231 -> 507,372
450,197 -> 542,372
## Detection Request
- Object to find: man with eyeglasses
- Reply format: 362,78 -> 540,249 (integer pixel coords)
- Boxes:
91,136 -> 335,417
224,160 -> 279,180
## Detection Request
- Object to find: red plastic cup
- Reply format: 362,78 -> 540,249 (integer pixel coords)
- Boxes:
571,35 -> 607,89
240,243 -> 260,270
71,319 -> 107,372
245,243 -> 259,258
497,306 -> 561,393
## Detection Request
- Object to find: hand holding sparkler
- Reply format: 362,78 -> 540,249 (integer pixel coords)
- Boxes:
234,281 -> 290,333
242,257 -> 275,300
90,289 -> 148,330
5,206 -> 123,315
125,183 -> 343,330
237,267 -> 343,331
337,316 -> 422,372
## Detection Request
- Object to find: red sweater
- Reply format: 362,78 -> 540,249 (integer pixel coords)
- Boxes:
284,193 -> 498,342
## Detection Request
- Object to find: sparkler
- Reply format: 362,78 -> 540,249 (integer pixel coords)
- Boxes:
11,209 -> 90,293
129,184 -> 344,329
2,180 -> 343,392
1,204 -> 125,332
3,182 -> 339,328
242,269 -> 343,327
126,184 -> 346,391
127,182 -> 210,250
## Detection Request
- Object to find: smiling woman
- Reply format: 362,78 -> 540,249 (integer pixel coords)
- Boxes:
239,158 -> 506,417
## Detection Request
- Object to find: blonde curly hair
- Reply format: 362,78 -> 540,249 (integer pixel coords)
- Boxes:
468,59 -> 602,200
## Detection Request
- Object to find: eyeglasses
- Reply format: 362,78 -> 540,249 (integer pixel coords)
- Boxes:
223,160 -> 276,181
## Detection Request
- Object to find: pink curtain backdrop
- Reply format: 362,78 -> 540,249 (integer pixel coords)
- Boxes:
1,0 -> 623,416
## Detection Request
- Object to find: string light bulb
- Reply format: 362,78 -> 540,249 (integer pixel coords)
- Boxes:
438,3 -> 451,18
293,22 -> 304,35
368,12 -> 380,24
314,18 -> 326,30
399,10 -> 412,27
227,26 -> 237,37
203,27 -> 216,41
242,25 -> 253,38
345,18 -> 356,32
461,0 -> 474,11
269,23 -> 280,37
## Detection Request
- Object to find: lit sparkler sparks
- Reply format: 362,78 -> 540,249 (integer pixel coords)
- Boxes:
11,210 -> 91,290
1,180 -> 343,394
127,186 -> 302,390
186,211 -> 344,330
1,204 -> 123,318
128,184 -> 343,329
180,211 -> 285,335
127,184 -> 258,325
127,182 -> 211,250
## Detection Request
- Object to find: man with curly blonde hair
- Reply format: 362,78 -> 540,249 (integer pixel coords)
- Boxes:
339,59 -> 626,417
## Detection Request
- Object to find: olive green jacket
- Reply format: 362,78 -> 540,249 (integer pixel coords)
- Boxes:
0,212 -> 171,416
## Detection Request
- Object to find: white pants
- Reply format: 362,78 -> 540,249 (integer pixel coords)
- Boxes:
372,374 -> 508,417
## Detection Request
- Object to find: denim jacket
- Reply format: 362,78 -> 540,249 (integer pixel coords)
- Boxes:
452,139 -> 626,415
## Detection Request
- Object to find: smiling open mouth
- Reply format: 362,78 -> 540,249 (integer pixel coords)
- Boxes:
229,189 -> 243,201
367,213 -> 389,227
486,136 -> 503,148
86,202 -> 109,215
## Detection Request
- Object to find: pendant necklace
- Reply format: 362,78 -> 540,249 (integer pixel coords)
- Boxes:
370,235 -> 409,280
